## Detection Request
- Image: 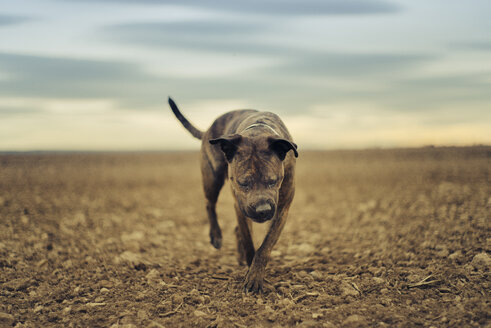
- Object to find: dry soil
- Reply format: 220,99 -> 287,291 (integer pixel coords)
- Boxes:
0,147 -> 490,327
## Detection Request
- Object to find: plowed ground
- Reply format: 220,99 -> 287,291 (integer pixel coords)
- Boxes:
0,147 -> 489,327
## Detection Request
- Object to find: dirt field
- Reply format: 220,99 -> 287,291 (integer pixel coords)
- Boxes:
0,147 -> 489,327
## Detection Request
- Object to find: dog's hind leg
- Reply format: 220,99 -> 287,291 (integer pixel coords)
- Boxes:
201,151 -> 226,249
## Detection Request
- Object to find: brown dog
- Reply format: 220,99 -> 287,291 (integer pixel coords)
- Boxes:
168,97 -> 298,292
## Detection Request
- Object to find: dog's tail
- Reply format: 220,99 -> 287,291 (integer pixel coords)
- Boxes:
168,97 -> 203,140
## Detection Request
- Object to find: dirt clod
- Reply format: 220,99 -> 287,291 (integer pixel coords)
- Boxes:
0,312 -> 14,326
3,278 -> 34,291
471,252 -> 490,270
342,314 -> 366,327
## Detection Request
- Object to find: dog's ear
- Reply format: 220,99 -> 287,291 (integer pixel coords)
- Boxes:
268,137 -> 298,160
209,134 -> 242,162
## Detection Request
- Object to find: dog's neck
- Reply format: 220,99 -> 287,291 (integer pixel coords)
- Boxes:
242,123 -> 279,136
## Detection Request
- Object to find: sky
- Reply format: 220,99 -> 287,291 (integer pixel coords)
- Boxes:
0,0 -> 490,151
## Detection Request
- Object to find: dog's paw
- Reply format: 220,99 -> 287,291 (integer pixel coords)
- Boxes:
210,226 -> 222,249
244,267 -> 264,293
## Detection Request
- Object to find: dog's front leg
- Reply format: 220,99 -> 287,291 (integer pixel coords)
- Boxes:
235,203 -> 255,266
244,207 -> 290,293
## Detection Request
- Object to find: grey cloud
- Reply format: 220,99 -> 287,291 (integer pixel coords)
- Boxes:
0,15 -> 29,26
0,51 -> 343,114
420,109 -> 491,126
386,73 -> 491,108
123,21 -> 264,36
0,52 -> 159,99
266,53 -> 434,78
0,52 -> 267,111
102,22 -> 433,78
337,72 -> 491,117
1,51 -> 488,122
103,21 -> 271,54
64,0 -> 401,16
397,73 -> 491,89
0,106 -> 41,116
451,41 -> 491,52
0,52 -> 144,81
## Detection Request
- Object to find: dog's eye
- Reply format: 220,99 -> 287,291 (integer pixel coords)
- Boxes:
238,180 -> 251,190
267,179 -> 278,188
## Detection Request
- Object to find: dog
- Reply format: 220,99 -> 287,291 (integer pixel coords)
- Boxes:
168,97 -> 298,292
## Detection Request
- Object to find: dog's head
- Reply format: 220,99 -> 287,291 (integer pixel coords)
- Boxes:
210,134 -> 297,223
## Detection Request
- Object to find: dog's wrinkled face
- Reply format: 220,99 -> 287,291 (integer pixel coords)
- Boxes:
210,135 -> 297,223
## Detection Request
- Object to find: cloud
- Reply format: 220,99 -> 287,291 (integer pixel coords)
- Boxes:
0,50 -> 488,125
102,21 -> 274,54
0,52 -> 270,112
0,14 -> 29,26
0,52 -> 160,100
266,52 -> 433,78
0,106 -> 40,116
102,21 -> 435,80
0,51 -> 356,112
63,0 -> 401,16
451,41 -> 491,52
0,52 -> 144,82
384,73 -> 491,110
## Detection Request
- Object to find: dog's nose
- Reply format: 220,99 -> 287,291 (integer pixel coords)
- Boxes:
256,203 -> 271,213
253,202 -> 275,221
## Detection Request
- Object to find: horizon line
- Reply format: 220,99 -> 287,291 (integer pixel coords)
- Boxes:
1,144 -> 489,155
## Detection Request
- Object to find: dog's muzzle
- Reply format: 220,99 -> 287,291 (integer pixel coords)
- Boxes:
248,201 -> 275,222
